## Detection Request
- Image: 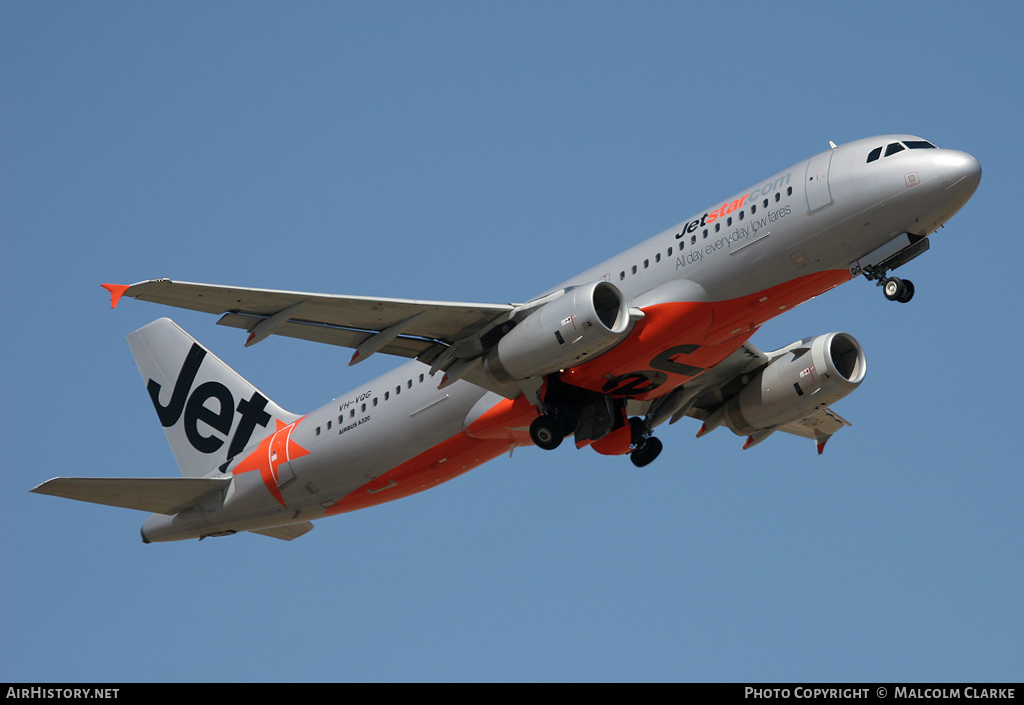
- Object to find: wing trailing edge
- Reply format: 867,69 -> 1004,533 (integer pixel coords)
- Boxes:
249,522 -> 314,541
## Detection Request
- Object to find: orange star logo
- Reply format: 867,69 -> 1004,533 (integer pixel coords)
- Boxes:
234,418 -> 310,507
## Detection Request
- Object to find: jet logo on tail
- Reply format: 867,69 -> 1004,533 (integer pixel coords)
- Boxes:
147,342 -> 272,459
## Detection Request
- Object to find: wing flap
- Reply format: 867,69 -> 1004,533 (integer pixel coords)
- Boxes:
31,477 -> 230,515
776,407 -> 852,440
216,311 -> 441,361
249,522 -> 314,541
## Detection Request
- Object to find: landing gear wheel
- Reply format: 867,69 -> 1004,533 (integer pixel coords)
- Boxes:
530,416 -> 564,451
897,279 -> 914,303
883,276 -> 912,303
630,436 -> 663,468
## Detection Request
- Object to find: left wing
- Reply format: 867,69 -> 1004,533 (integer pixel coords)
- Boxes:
104,279 -> 519,371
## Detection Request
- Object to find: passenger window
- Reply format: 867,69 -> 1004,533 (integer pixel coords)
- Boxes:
643,259 -> 649,268
867,146 -> 882,163
885,142 -> 905,157
631,265 -> 637,274
787,187 -> 792,196
775,192 -> 780,202
751,204 -> 757,214
655,253 -> 661,263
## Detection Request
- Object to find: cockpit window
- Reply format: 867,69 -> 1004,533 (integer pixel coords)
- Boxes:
904,140 -> 937,149
866,146 -> 882,163
884,142 -> 905,157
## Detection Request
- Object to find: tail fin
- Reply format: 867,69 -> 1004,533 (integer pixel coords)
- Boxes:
127,318 -> 299,477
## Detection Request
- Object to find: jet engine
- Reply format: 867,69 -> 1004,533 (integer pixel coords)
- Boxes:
722,332 -> 866,435
485,281 -> 632,383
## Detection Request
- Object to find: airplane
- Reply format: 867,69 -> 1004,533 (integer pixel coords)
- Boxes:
32,135 -> 981,543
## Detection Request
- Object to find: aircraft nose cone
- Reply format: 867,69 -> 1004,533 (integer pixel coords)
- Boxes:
937,150 -> 981,202
960,152 -> 982,189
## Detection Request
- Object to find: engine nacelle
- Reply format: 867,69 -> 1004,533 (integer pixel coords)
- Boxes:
723,332 -> 866,435
485,281 -> 632,383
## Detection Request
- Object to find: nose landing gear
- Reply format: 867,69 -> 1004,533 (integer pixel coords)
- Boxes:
854,233 -> 928,303
882,276 -> 915,303
861,264 -> 915,304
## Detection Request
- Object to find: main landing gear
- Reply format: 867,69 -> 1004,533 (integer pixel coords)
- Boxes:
529,412 -> 664,467
630,436 -> 663,468
528,377 -> 666,467
628,417 -> 662,468
529,414 -> 566,451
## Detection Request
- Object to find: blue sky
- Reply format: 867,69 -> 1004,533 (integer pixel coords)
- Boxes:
3,1 -> 1022,682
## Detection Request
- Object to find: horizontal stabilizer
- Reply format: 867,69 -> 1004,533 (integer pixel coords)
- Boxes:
31,476 -> 229,515
249,522 -> 314,541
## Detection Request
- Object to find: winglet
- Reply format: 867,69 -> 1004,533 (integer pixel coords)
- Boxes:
101,283 -> 130,309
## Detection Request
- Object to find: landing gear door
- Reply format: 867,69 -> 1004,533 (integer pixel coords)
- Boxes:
805,150 -> 834,212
